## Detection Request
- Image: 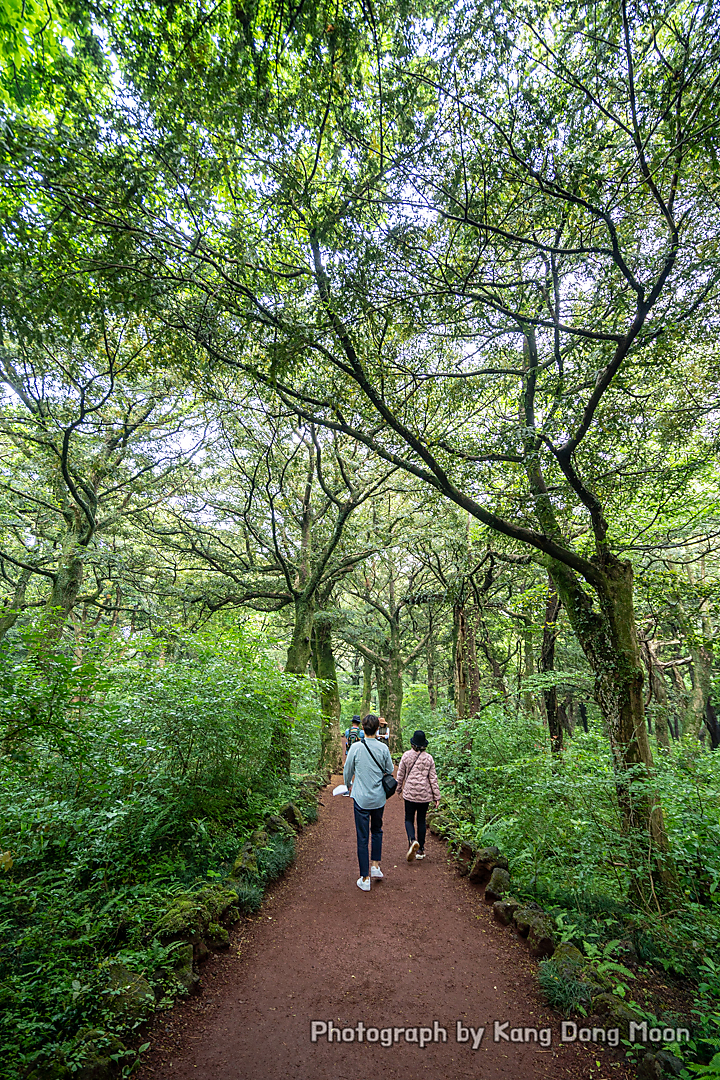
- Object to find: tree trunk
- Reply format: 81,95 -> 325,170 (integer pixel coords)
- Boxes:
641,640 -> 671,751
361,656 -> 373,717
384,655 -> 404,756
549,554 -> 671,887
0,569 -> 30,643
426,605 -> 438,708
541,579 -> 563,752
426,629 -> 437,710
285,597 -> 315,675
477,618 -> 509,699
453,602 -> 468,719
465,607 -> 482,716
375,662 -> 387,717
686,641 -> 713,740
522,622 -> 536,717
705,699 -> 720,750
43,554 -> 84,643
311,618 -> 343,773
271,597 -> 316,776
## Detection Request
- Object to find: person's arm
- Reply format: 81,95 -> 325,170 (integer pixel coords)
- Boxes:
428,756 -> 440,805
343,745 -> 356,789
395,751 -> 406,791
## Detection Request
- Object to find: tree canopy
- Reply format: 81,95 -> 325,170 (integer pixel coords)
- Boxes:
2,0 -> 720,1075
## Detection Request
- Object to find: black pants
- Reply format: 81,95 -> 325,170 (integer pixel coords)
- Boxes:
404,799 -> 429,851
353,802 -> 384,878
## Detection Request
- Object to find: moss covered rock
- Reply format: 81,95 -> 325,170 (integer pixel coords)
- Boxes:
265,814 -> 295,837
591,993 -> 643,1039
29,1030 -> 126,1080
485,867 -> 511,902
104,963 -> 154,1021
170,942 -> 199,993
198,885 -> 239,921
552,942 -> 584,969
512,903 -> 556,956
469,847 -> 507,885
426,810 -> 451,837
207,921 -> 230,949
454,842 -> 475,876
638,1050 -> 685,1079
492,898 -> 520,925
231,845 -> 259,877
297,774 -> 326,798
527,917 -> 556,958
72,1030 -> 126,1080
513,901 -> 544,934
154,885 -> 240,941
154,897 -> 208,941
279,802 -> 305,831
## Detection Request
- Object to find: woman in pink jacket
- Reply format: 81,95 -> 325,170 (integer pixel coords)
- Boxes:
396,730 -> 440,862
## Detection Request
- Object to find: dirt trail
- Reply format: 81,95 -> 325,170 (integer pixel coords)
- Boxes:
137,778 -> 631,1080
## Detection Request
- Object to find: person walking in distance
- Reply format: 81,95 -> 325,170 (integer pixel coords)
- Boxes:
343,714 -> 394,891
396,730 -> 440,862
344,715 -> 364,758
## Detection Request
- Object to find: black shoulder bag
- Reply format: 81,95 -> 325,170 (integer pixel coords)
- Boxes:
362,740 -> 398,799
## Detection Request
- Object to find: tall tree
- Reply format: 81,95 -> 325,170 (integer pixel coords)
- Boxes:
0,324 -> 202,643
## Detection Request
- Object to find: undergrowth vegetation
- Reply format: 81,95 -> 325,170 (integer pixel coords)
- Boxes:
400,691 -> 720,1070
0,626 -> 320,1080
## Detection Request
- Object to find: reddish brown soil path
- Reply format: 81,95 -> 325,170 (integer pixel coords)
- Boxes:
137,778 -> 632,1080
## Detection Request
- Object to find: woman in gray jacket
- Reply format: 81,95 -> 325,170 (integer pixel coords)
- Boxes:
343,713 -> 394,891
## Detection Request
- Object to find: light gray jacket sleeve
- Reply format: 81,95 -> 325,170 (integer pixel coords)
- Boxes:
343,743 -> 357,788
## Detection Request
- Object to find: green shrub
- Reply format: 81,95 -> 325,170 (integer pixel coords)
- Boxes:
0,625 -> 321,1080
256,835 -> 296,883
538,958 -> 592,1013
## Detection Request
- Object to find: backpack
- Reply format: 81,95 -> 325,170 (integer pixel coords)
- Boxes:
346,727 -> 362,747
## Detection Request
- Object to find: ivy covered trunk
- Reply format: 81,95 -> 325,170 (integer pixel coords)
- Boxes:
270,598 -> 315,776
686,639 -> 713,740
642,640 -> 671,751
375,662 -> 387,717
521,623 -> 536,718
383,655 -> 404,756
311,618 -> 342,773
361,656 -> 373,717
541,580 -> 563,752
550,554 -> 671,889
285,598 -> 315,676
452,603 -> 468,719
43,552 -> 84,644
0,569 -> 30,643
426,613 -> 437,709
477,619 -> 509,699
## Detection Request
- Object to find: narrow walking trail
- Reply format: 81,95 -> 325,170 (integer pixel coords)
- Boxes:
137,779 -> 631,1080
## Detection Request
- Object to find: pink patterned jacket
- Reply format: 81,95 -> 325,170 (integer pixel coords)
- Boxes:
396,749 -> 440,804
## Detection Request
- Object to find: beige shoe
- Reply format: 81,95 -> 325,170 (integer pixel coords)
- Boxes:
406,840 -> 420,862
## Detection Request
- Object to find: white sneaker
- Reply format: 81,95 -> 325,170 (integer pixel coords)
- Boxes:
342,792 -> 351,797
415,852 -> 426,860
357,876 -> 371,891
406,840 -> 420,862
370,866 -> 384,879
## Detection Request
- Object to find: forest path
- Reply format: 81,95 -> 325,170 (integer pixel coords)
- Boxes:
137,777 -> 630,1080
